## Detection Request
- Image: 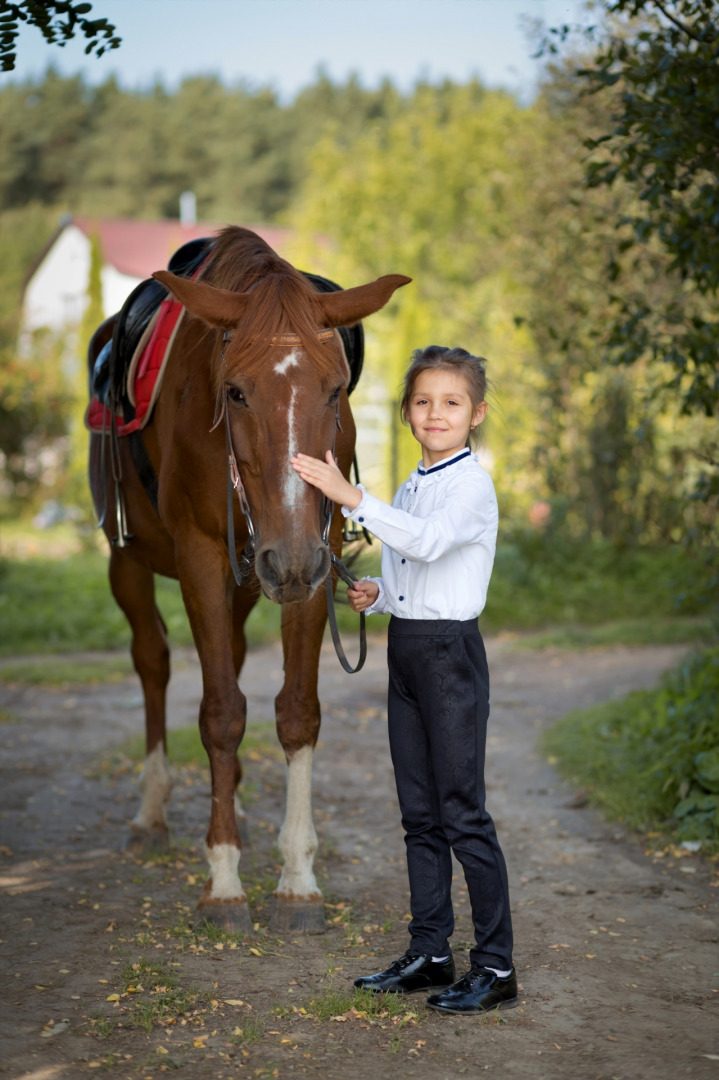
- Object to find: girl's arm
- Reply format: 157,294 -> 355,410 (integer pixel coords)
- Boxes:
291,452 -> 496,563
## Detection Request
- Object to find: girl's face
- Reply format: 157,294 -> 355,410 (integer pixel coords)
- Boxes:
405,368 -> 487,468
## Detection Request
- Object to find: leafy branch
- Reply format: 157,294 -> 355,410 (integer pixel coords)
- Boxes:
0,0 -> 121,72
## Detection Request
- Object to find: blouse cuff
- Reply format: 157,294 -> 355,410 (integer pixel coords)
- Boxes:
341,484 -> 368,518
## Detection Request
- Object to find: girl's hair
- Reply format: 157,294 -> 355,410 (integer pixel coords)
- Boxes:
400,345 -> 488,447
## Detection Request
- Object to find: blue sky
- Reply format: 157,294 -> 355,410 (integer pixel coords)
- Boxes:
6,0 -> 589,100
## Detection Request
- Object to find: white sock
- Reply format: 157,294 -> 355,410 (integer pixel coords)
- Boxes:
485,966 -> 513,978
431,955 -> 450,963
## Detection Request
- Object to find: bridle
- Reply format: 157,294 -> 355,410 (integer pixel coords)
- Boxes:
213,328 -> 367,674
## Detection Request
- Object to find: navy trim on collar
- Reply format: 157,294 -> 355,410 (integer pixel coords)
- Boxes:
417,448 -> 472,476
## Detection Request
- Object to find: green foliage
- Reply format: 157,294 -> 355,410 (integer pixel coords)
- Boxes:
0,205 -> 71,511
0,1 -> 121,73
0,535 -> 712,658
0,656 -> 132,683
544,0 -> 719,513
543,647 -> 719,848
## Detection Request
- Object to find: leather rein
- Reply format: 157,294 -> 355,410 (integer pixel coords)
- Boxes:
213,328 -> 367,675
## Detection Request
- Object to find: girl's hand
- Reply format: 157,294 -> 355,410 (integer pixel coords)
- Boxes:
346,579 -> 380,613
290,451 -> 362,509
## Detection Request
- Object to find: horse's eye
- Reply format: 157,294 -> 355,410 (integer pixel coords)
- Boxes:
227,385 -> 246,405
329,386 -> 342,404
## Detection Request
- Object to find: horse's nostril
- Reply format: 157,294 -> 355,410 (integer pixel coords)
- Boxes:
258,547 -> 282,584
311,546 -> 330,587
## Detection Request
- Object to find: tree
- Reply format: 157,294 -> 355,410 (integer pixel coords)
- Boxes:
0,1 -> 120,72
546,0 -> 719,507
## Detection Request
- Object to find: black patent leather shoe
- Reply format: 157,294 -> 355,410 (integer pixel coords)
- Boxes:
354,951 -> 455,994
426,966 -> 518,1014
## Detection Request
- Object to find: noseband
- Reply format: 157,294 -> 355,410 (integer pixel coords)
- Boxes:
213,328 -> 367,674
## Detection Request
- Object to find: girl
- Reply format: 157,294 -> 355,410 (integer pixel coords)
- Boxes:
290,345 -> 515,1015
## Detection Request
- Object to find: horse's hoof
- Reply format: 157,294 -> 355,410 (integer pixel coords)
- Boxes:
194,899 -> 253,936
269,895 -> 326,934
125,825 -> 171,856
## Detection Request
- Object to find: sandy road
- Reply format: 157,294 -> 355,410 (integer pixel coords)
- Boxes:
0,635 -> 717,1080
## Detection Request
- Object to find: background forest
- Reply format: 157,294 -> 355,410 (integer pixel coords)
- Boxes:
0,8 -> 716,580
2,59 -> 715,548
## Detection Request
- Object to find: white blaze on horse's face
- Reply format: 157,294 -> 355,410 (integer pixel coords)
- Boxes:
273,348 -> 305,515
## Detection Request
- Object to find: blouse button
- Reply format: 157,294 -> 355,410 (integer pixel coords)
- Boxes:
358,516 -> 364,522
401,558 -> 406,564
398,595 -> 404,601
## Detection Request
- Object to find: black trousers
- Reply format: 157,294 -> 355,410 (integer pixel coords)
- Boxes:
387,616 -> 513,970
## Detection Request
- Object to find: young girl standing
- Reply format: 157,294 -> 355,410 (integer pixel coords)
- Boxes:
290,345 -> 515,1015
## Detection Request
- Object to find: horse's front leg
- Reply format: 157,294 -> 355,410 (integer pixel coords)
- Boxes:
270,589 -> 328,933
176,535 -> 252,934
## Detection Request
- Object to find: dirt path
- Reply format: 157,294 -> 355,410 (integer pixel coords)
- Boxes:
0,637 -> 717,1080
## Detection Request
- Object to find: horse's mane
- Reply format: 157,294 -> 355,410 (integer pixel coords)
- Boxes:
206,226 -> 338,385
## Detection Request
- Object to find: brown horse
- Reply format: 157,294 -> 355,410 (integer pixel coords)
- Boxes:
88,226 -> 409,933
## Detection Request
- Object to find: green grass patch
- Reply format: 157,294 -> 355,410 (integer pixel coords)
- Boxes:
543,647 -> 719,849
0,657 -> 134,685
300,983 -> 422,1024
514,616 -> 712,651
0,549 -> 381,657
0,532 -> 713,656
118,721 -> 281,766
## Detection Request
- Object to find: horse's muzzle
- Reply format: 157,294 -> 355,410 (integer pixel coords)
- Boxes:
256,543 -> 330,604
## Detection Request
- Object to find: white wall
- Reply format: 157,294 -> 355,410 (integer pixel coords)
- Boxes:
22,226 -> 91,334
22,226 -> 143,336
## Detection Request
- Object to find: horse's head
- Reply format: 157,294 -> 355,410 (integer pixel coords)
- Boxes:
153,264 -> 410,603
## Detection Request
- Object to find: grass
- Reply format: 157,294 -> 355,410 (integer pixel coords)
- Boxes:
542,647 -> 719,850
116,958 -> 210,1033
117,721 -> 281,766
0,529 -> 714,657
300,983 -> 422,1024
0,657 -> 134,685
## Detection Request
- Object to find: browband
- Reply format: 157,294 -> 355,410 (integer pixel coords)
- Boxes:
222,328 -> 336,347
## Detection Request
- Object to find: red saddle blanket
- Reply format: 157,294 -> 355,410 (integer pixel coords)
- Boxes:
85,294 -> 186,436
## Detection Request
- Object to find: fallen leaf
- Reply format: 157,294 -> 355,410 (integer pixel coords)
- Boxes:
548,943 -> 570,949
106,994 -> 120,1002
249,947 -> 262,957
156,1046 -> 169,1054
585,954 -> 596,959
224,999 -> 244,1006
606,1035 -> 618,1042
233,1027 -> 243,1037
39,1022 -> 69,1038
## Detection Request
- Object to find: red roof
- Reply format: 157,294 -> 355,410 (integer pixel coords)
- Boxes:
72,217 -> 292,279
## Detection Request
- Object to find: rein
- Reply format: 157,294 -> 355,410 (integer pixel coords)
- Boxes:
215,328 -> 367,674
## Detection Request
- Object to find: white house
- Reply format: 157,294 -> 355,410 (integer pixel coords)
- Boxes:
21,215 -> 292,335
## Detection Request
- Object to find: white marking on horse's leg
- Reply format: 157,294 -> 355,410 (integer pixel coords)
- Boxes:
276,745 -> 321,898
132,743 -> 172,830
204,842 -> 246,901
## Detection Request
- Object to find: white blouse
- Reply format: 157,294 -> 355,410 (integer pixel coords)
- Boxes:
341,448 -> 498,621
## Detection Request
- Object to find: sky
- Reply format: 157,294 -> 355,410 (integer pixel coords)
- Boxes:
5,0 -> 590,101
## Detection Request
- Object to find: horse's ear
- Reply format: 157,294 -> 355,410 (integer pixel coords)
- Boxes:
318,274 -> 412,328
152,271 -> 249,328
